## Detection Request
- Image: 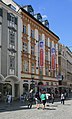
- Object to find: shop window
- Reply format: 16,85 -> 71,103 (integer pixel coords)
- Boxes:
23,83 -> 28,92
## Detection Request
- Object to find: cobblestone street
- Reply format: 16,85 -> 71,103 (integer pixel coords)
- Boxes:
0,99 -> 72,119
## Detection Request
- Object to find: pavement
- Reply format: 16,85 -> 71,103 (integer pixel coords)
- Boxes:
0,98 -> 72,119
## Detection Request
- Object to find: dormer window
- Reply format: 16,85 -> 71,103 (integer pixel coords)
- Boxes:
23,5 -> 34,16
28,5 -> 34,15
34,13 -> 42,22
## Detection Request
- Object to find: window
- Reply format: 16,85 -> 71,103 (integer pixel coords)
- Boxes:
50,41 -> 52,48
9,56 -> 15,69
10,14 -> 15,27
39,68 -> 43,75
31,45 -> 35,55
9,29 -> 15,46
23,42 -> 28,53
7,13 -> 17,26
38,34 -> 42,41
45,39 -> 48,46
45,51 -> 48,60
23,60 -> 29,72
0,8 -> 3,17
31,29 -> 35,38
31,63 -> 35,73
45,67 -> 48,76
54,44 -> 56,49
23,25 -> 27,34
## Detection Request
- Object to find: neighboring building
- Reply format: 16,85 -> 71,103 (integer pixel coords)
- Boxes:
19,5 -> 59,95
66,47 -> 72,89
58,43 -> 72,94
0,0 -> 22,99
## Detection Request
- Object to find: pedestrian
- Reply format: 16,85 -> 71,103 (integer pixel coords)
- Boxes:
40,90 -> 46,110
7,94 -> 12,104
51,93 -> 54,104
35,92 -> 40,109
46,92 -> 50,104
61,93 -> 65,105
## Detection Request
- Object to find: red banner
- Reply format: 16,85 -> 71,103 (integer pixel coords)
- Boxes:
39,41 -> 44,67
51,48 -> 56,70
40,49 -> 43,66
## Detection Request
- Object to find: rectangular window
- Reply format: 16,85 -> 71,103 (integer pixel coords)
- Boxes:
7,13 -> 17,25
23,60 -> 29,72
23,42 -> 28,53
31,63 -> 35,73
31,45 -> 35,55
0,8 -> 3,17
45,51 -> 48,60
50,41 -> 52,48
38,35 -> 42,41
23,25 -> 26,34
9,56 -> 15,69
31,29 -> 35,38
45,39 -> 48,46
9,29 -> 15,46
45,67 -> 48,76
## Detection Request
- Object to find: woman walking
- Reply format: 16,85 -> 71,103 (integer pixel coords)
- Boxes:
40,90 -> 46,110
61,93 -> 65,105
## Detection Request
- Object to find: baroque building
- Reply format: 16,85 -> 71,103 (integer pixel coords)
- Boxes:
19,5 -> 59,95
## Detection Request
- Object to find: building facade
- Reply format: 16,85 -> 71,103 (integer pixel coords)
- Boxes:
0,0 -> 22,99
58,43 -> 72,95
19,5 -> 59,95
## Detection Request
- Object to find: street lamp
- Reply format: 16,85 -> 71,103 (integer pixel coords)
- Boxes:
31,73 -> 35,90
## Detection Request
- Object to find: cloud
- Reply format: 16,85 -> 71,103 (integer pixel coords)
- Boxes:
42,15 -> 47,19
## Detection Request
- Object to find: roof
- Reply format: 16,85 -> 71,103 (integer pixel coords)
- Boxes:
20,7 -> 60,40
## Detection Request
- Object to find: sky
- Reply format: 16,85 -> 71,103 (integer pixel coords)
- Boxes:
15,0 -> 72,50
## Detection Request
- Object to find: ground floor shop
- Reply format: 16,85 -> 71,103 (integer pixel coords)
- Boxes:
0,74 -> 20,101
0,74 -> 72,101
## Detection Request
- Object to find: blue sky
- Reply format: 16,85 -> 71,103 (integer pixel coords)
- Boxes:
15,0 -> 72,50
